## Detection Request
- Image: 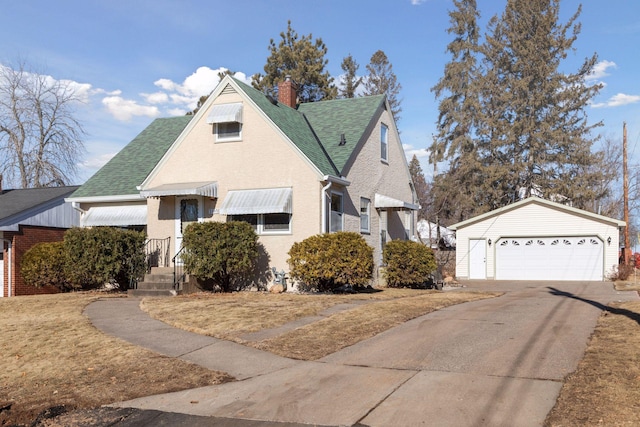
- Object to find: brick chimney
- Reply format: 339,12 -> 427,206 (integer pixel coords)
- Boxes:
278,75 -> 297,108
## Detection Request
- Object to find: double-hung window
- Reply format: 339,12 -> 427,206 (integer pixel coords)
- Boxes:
360,197 -> 370,233
330,192 -> 343,232
207,103 -> 243,142
380,123 -> 388,162
229,213 -> 291,234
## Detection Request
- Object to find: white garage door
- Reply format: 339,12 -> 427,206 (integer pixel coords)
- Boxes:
496,236 -> 603,281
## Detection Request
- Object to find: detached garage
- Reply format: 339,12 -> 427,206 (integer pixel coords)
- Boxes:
451,197 -> 624,281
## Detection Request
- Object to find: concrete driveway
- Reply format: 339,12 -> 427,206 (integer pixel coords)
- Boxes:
108,281 -> 638,426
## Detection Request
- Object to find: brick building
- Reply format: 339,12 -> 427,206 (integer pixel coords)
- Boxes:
0,185 -> 80,297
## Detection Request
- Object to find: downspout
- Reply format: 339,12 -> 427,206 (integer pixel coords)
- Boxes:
320,175 -> 351,234
321,181 -> 332,234
2,239 -> 11,297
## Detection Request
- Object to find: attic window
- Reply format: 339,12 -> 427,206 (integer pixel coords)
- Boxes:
207,103 -> 243,142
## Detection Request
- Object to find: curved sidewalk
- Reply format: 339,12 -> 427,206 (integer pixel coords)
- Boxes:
85,298 -> 299,380
86,282 -> 639,426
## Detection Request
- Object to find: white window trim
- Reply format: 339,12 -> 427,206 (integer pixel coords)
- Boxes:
381,123 -> 389,163
330,191 -> 344,233
215,122 -> 242,142
360,197 -> 371,234
229,213 -> 292,235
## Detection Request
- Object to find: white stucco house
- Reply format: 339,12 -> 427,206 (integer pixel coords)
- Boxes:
451,197 -> 625,281
68,75 -> 419,289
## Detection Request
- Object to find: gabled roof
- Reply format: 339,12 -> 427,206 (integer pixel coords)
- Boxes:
69,116 -> 193,199
76,76 -> 392,200
299,95 -> 386,173
450,196 -> 626,230
0,186 -> 79,225
233,78 -> 340,176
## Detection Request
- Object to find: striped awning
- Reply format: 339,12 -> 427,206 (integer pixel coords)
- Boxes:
206,103 -> 243,124
374,193 -> 419,210
82,205 -> 147,227
140,182 -> 217,198
219,188 -> 292,215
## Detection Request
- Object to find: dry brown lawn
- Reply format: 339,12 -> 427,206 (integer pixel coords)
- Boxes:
4,286 -> 639,426
545,299 -> 640,426
0,292 -> 231,427
141,288 -> 499,359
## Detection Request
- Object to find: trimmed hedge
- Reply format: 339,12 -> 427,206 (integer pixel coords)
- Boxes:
181,221 -> 259,292
288,232 -> 374,292
21,241 -> 73,291
64,227 -> 146,290
383,240 -> 437,288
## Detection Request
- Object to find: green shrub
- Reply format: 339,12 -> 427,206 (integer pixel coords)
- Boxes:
21,241 -> 75,291
181,221 -> 259,292
64,227 -> 146,290
288,232 -> 374,292
383,240 -> 437,288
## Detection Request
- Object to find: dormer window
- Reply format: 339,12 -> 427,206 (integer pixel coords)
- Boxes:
207,102 -> 243,142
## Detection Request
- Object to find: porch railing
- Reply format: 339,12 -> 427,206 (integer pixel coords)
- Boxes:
144,237 -> 171,272
172,245 -> 186,290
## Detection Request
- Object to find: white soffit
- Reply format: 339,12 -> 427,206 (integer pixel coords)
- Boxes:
140,182 -> 218,198
206,103 -> 243,124
374,193 -> 419,210
220,188 -> 292,215
82,205 -> 147,227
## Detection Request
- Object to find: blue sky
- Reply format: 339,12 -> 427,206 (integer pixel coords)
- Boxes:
1,0 -> 639,185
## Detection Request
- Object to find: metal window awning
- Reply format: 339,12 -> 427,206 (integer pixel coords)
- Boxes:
82,205 -> 147,227
206,103 -> 243,124
140,182 -> 218,198
220,188 -> 292,215
374,193 -> 419,210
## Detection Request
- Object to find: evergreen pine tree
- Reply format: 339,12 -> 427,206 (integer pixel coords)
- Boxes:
252,21 -> 337,103
338,54 -> 362,98
363,50 -> 402,122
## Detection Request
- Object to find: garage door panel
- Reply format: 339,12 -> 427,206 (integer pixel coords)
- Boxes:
496,237 -> 603,281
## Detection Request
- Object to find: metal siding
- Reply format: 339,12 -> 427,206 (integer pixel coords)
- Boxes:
456,203 -> 620,280
219,188 -> 293,215
82,205 -> 147,227
3,201 -> 80,230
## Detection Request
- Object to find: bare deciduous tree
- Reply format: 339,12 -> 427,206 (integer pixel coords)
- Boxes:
0,61 -> 85,188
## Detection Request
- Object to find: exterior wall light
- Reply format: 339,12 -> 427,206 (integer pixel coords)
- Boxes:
607,237 -> 612,246
488,239 -> 492,246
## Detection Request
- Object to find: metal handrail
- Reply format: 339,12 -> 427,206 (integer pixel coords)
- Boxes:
144,237 -> 171,272
172,245 -> 186,290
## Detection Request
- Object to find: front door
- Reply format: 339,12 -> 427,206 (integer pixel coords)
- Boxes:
175,197 -> 202,258
469,239 -> 487,279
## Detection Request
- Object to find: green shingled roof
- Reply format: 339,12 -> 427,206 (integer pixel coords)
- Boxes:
72,79 -> 386,199
70,116 -> 193,198
299,95 -> 385,172
234,78 -> 385,176
234,79 -> 340,176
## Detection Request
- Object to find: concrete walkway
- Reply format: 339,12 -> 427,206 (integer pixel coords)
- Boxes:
85,281 -> 638,426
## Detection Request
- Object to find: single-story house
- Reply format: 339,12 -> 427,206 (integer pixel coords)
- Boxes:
67,75 -> 419,288
450,197 -> 625,281
0,185 -> 80,297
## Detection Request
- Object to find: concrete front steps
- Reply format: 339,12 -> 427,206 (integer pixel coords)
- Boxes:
129,267 -> 182,297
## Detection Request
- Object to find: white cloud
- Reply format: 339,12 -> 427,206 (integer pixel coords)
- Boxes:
101,96 -> 160,121
152,67 -> 252,111
142,91 -> 169,104
592,93 -> 640,108
586,60 -> 616,82
79,153 -> 116,170
411,0 -> 427,4
403,143 -> 430,160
